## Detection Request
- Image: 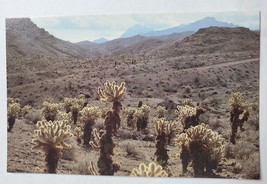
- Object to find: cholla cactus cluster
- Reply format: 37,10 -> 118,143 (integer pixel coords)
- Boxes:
7,100 -> 21,118
98,81 -> 126,103
175,102 -> 205,131
42,101 -> 61,122
74,126 -> 83,144
229,92 -> 251,144
130,162 -> 168,177
182,98 -> 194,106
63,97 -> 73,113
7,97 -> 21,132
32,120 -> 73,173
80,106 -> 101,122
70,95 -> 85,124
56,111 -> 72,125
21,105 -> 32,115
123,107 -> 137,127
134,104 -> 151,131
176,123 -> 225,176
80,106 -> 101,145
156,106 -> 167,118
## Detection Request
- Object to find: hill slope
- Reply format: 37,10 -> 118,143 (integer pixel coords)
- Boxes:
6,18 -> 88,58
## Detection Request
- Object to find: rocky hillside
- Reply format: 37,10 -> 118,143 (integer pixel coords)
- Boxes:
158,27 -> 260,58
6,18 -> 89,58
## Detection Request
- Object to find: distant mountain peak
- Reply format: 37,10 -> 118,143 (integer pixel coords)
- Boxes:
120,24 -> 153,38
93,37 -> 108,44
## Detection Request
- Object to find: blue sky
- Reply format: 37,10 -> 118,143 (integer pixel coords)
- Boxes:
31,11 -> 259,43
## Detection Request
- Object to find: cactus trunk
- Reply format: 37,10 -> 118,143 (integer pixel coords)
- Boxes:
83,121 -> 93,146
189,141 -> 210,177
72,111 -> 78,125
155,133 -> 169,167
45,147 -> 60,173
7,116 -> 16,132
97,111 -> 119,175
180,145 -> 190,173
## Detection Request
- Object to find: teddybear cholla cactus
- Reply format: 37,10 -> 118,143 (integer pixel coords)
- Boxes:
7,97 -> 21,132
56,111 -> 72,125
155,120 -> 169,167
130,162 -> 168,177
175,102 -> 205,131
89,111 -> 120,175
70,95 -> 85,125
32,120 -> 73,173
156,106 -> 167,118
98,81 -> 126,134
42,100 -> 61,122
123,107 -> 136,128
80,105 -> 101,146
176,123 -> 225,176
134,104 -> 151,131
229,92 -> 251,144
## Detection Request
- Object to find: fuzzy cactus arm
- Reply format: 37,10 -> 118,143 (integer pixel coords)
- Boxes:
130,162 -> 168,177
32,120 -> 73,151
98,81 -> 126,102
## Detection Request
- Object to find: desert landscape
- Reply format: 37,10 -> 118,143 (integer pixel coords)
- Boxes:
6,15 -> 260,179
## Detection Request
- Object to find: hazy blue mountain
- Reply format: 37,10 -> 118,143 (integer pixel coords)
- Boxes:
143,16 -> 238,37
93,37 -> 108,44
120,24 -> 153,38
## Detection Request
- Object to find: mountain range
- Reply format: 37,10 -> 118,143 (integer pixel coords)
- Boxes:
6,16 -> 258,59
118,16 -> 238,38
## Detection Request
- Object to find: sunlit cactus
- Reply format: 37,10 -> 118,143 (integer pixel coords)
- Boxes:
156,106 -> 167,118
88,161 -> 99,175
42,101 -> 61,122
98,81 -> 126,103
74,126 -> 83,144
98,81 -> 126,134
7,98 -> 21,132
175,102 -> 205,131
70,96 -> 85,125
176,123 -> 225,176
101,107 -> 111,119
182,98 -> 194,106
154,118 -> 170,167
89,111 -> 120,175
229,92 -> 251,144
21,105 -> 32,115
130,162 -> 168,177
63,97 -> 73,113
32,120 -> 73,173
56,111 -> 72,125
133,104 -> 151,131
123,107 -> 137,128
80,105 -> 101,146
